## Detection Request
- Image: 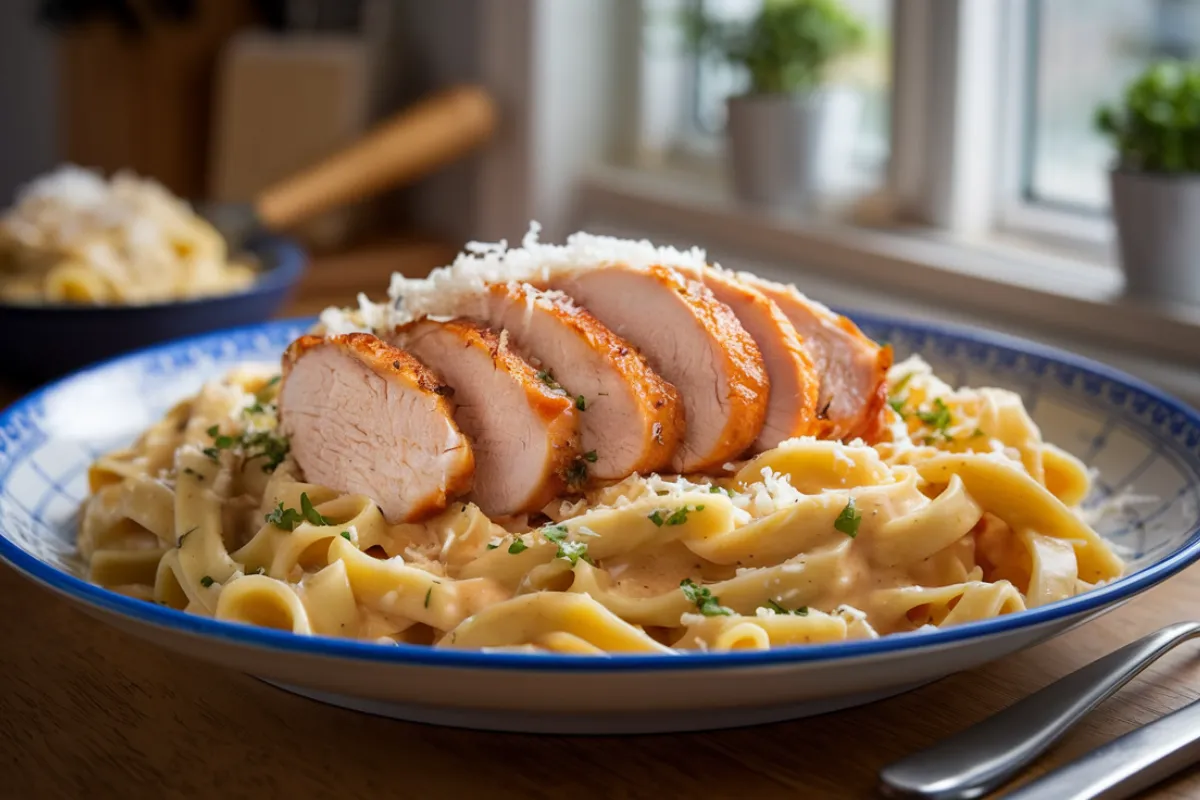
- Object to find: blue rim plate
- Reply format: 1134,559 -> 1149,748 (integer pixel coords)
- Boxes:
1,313 -> 1198,672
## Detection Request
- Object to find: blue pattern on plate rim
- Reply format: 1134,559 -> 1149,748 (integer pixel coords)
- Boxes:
0,314 -> 1198,672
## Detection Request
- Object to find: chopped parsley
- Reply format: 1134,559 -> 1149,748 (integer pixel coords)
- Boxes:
300,493 -> 331,526
575,395 -> 588,411
555,539 -> 593,566
834,497 -> 862,538
265,501 -> 304,531
709,485 -> 731,495
890,372 -> 914,397
242,401 -> 267,416
539,524 -> 594,565
204,421 -> 290,473
340,531 -> 352,541
763,598 -> 809,616
541,525 -> 569,543
200,575 -> 214,588
915,398 -> 954,440
424,587 -> 433,608
564,458 -> 588,488
507,539 -> 528,555
972,428 -> 986,438
486,543 -> 499,550
887,396 -> 908,417
535,369 -> 567,396
650,505 -> 705,527
680,578 -> 733,617
582,450 -> 598,463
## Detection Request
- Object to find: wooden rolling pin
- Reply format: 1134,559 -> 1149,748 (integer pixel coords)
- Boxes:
204,84 -> 497,249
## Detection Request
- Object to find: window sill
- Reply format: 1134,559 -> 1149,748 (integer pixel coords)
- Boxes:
573,164 -> 1200,405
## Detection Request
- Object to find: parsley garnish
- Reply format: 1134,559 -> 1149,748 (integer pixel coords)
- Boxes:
555,539 -> 593,566
540,525 -> 594,565
887,396 -> 908,417
709,485 -> 731,495
424,587 -> 433,608
652,505 -> 705,527
972,428 -> 986,438
200,575 -> 214,588
542,525 -> 569,543
535,369 -> 567,396
486,543 -> 499,550
508,539 -> 528,555
575,395 -> 587,411
890,372 -> 914,397
834,497 -> 862,538
680,578 -> 733,617
564,458 -> 588,487
764,598 -> 809,616
265,501 -> 304,531
340,531 -> 352,541
205,420 -> 290,473
916,398 -> 954,440
583,450 -> 598,463
300,493 -> 330,526
243,401 -> 267,416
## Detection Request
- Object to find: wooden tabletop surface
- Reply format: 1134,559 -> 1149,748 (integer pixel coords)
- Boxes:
3,238 -> 1199,799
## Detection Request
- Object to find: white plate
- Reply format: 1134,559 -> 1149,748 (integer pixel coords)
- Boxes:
2,315 -> 1198,734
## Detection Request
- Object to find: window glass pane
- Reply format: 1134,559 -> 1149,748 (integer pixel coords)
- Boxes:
690,0 -> 892,176
1025,0 -> 1200,211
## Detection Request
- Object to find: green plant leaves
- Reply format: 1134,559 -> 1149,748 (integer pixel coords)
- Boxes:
1095,60 -> 1200,174
684,0 -> 866,94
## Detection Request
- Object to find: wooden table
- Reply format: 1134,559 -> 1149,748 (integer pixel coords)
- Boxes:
3,240 -> 1200,799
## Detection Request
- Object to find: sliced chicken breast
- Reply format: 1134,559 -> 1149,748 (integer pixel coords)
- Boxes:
391,318 -> 581,516
679,265 -> 820,451
738,274 -> 891,442
547,263 -> 769,473
279,333 -> 474,523
477,282 -> 684,480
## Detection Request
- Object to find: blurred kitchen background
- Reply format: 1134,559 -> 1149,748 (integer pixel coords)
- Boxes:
1,0 -> 1199,401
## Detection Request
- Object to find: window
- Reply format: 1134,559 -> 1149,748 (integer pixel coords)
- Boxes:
1021,0 -> 1200,212
643,0 -> 892,186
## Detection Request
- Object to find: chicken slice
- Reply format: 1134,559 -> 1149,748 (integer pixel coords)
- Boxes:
738,274 -> 891,442
477,282 -> 684,480
678,266 -> 820,451
279,333 -> 474,523
547,263 -> 769,473
391,318 -> 581,516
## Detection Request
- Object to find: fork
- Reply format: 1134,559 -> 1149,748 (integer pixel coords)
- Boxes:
878,621 -> 1200,799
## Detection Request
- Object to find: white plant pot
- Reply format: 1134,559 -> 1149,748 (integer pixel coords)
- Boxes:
1110,169 -> 1200,305
725,88 -> 861,207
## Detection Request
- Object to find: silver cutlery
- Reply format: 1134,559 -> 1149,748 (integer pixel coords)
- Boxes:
1001,697 -> 1200,799
878,621 -> 1200,799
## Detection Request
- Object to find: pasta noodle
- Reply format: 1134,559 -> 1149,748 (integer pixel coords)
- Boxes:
78,355 -> 1124,654
0,165 -> 254,305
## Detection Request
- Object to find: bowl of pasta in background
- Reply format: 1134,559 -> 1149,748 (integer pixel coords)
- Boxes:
0,167 -> 306,382
0,234 -> 305,382
0,311 -> 1198,735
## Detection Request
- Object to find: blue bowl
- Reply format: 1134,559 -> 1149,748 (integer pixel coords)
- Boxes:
0,234 -> 306,383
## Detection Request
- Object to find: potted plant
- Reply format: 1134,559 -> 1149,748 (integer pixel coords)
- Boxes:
1096,60 -> 1200,305
686,0 -> 866,207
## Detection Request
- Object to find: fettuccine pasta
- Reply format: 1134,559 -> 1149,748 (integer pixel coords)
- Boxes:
78,354 -> 1123,654
0,165 -> 254,304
